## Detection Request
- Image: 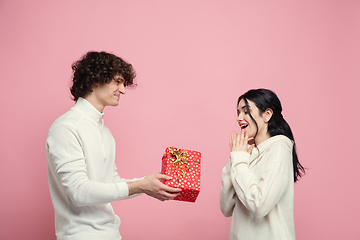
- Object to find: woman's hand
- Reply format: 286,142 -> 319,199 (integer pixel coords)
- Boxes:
229,129 -> 254,154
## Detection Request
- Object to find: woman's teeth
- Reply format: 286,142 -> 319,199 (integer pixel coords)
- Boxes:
241,124 -> 248,129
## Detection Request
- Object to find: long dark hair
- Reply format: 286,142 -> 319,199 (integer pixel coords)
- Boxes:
238,88 -> 305,182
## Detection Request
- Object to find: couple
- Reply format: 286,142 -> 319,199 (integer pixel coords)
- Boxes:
46,51 -> 305,240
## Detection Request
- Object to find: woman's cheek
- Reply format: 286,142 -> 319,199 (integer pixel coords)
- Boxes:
248,128 -> 255,138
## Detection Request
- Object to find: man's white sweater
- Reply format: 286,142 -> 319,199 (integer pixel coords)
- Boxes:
220,135 -> 295,240
46,98 -> 137,240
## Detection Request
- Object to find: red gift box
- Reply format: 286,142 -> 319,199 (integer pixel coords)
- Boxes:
161,146 -> 201,202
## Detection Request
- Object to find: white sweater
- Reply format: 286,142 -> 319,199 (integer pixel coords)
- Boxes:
46,98 -> 139,240
220,135 -> 295,240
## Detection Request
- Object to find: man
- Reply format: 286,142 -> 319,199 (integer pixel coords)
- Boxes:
46,51 -> 181,240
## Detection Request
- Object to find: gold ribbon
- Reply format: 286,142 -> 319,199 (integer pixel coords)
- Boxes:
165,147 -> 200,186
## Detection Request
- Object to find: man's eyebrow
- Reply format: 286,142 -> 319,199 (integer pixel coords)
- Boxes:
114,77 -> 125,81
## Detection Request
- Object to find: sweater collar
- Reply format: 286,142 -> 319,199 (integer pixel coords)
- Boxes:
252,135 -> 293,155
73,97 -> 104,125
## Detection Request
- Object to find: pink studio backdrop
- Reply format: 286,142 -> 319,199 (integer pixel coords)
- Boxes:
1,1 -> 359,239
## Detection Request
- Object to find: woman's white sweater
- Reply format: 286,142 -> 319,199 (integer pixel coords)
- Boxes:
220,135 -> 295,240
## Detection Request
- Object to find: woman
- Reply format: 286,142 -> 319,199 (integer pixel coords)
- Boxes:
220,88 -> 305,240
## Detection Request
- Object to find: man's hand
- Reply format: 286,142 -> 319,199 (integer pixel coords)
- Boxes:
127,173 -> 181,201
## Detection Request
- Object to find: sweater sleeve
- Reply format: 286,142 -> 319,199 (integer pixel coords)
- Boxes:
47,123 -> 132,207
229,143 -> 292,218
113,165 -> 145,184
113,169 -> 145,198
219,159 -> 237,217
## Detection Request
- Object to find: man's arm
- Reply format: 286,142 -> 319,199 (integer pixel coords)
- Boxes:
48,123 -> 181,206
47,123 -> 132,206
127,173 -> 181,201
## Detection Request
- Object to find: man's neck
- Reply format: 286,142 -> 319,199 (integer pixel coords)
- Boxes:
84,95 -> 105,113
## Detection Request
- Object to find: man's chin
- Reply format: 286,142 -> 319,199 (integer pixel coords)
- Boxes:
109,101 -> 119,107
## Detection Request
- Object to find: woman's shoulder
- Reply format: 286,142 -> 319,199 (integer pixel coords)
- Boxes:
271,135 -> 293,147
257,136 -> 293,168
258,135 -> 293,156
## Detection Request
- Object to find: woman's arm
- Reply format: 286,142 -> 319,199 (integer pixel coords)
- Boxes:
219,159 -> 237,217
229,148 -> 291,218
229,130 -> 292,218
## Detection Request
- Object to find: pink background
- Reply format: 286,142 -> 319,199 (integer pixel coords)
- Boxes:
1,1 -> 359,239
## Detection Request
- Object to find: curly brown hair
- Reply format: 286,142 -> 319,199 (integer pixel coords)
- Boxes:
70,51 -> 136,101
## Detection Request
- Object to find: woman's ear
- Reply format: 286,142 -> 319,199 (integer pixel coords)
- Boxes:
264,108 -> 273,123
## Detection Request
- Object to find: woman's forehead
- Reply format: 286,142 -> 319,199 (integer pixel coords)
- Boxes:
238,99 -> 256,110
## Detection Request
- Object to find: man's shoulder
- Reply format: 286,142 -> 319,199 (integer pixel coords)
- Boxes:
48,108 -> 84,133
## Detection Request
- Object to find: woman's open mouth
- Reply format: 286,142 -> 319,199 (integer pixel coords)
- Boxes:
240,123 -> 248,129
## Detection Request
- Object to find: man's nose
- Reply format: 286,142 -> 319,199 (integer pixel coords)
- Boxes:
119,84 -> 126,94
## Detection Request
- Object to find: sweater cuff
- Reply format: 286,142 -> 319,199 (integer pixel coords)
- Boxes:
230,151 -> 251,166
117,181 -> 130,198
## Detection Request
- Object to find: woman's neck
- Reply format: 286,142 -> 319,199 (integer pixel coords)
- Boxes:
254,132 -> 271,146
